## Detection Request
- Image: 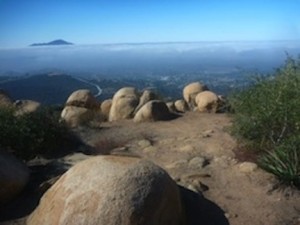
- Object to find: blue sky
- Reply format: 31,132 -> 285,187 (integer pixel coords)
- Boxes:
0,0 -> 299,48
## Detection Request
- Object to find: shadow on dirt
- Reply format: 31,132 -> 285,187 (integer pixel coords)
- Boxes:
179,185 -> 229,225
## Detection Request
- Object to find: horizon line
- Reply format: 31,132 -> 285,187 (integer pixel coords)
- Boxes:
0,39 -> 299,50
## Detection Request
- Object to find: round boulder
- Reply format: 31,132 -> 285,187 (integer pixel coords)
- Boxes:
174,99 -> 189,113
195,91 -> 219,113
109,87 -> 139,122
134,89 -> 158,114
0,150 -> 30,206
133,100 -> 174,122
183,82 -> 208,109
60,106 -> 96,127
100,99 -> 112,120
14,100 -> 41,116
66,89 -> 99,109
27,156 -> 184,225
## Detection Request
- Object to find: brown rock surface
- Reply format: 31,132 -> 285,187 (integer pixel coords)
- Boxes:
195,91 -> 219,113
174,99 -> 189,113
183,82 -> 208,109
109,87 -> 139,121
1,112 -> 300,225
14,100 -> 41,116
27,156 -> 184,225
133,100 -> 175,122
134,89 -> 158,114
100,99 -> 112,120
60,106 -> 96,127
65,89 -> 99,109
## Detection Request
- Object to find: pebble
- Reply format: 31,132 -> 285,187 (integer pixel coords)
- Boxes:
224,213 -> 238,219
202,129 -> 214,138
143,146 -> 157,152
239,162 -> 258,173
179,145 -> 195,152
188,156 -> 206,169
165,159 -> 188,169
138,139 -> 151,148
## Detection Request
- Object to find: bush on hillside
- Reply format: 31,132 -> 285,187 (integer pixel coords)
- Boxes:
0,106 -> 80,160
259,136 -> 300,187
229,56 -> 300,187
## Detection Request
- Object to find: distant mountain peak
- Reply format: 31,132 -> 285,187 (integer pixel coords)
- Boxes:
30,39 -> 73,46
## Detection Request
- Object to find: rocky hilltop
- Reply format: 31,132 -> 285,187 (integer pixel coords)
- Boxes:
0,82 -> 299,225
29,39 -> 73,46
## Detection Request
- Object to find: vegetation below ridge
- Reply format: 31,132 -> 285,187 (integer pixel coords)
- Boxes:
229,56 -> 300,188
0,107 -> 80,160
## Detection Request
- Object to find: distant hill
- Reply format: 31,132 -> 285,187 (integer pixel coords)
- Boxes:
0,74 -> 98,105
30,39 -> 73,47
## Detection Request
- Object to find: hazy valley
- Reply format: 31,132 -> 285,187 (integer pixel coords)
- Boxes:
1,41 -> 300,104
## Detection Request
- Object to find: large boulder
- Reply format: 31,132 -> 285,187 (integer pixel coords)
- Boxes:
134,89 -> 157,114
100,99 -> 112,120
65,89 -> 99,109
109,87 -> 139,121
174,100 -> 189,113
60,106 -> 96,127
27,156 -> 184,225
0,150 -> 30,206
0,89 -> 13,108
134,100 -> 175,122
183,82 -> 208,109
195,91 -> 219,113
14,100 -> 41,116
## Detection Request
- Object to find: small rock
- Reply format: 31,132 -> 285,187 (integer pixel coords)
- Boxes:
59,152 -> 92,165
191,179 -> 209,192
179,145 -> 195,152
138,139 -> 152,148
165,159 -> 188,169
187,184 -> 198,193
239,162 -> 258,173
185,181 -> 208,193
224,213 -> 238,219
173,177 -> 181,182
39,176 -> 61,193
143,146 -> 157,152
201,129 -> 214,138
159,138 -> 175,145
188,156 -> 206,169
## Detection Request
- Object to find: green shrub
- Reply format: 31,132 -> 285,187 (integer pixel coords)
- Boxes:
0,106 -> 80,160
229,57 -> 300,187
259,136 -> 300,187
230,57 -> 300,148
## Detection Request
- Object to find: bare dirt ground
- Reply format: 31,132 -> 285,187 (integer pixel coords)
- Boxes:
1,112 -> 300,225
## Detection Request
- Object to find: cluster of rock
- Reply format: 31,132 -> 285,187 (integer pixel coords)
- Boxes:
1,80 -> 224,128
0,82 -> 223,207
0,80 -> 224,127
0,83 -> 228,224
60,81 -> 225,127
0,89 -> 41,115
60,89 -> 103,127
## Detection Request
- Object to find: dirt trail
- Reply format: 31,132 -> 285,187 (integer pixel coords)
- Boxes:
1,112 -> 299,225
83,112 -> 300,225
